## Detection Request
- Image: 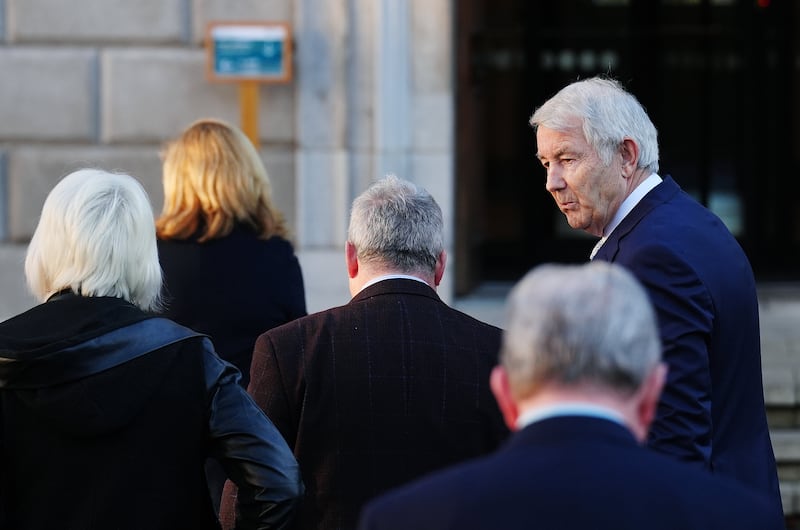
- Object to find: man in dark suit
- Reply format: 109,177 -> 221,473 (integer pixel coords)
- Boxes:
529,76 -> 781,510
220,175 -> 508,530
358,262 -> 784,530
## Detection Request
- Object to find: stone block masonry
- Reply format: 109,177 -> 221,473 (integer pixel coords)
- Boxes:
0,48 -> 97,141
0,0 -> 295,244
7,0 -> 187,44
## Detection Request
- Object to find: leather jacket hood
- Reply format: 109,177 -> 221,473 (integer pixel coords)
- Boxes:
0,295 -> 199,437
0,294 -> 304,529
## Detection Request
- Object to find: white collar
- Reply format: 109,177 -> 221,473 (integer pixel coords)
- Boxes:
590,173 -> 661,260
516,402 -> 626,430
604,172 -> 662,238
359,274 -> 428,293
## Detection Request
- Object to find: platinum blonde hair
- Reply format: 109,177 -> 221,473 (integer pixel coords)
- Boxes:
530,76 -> 660,174
347,175 -> 443,274
501,261 -> 661,399
25,168 -> 163,311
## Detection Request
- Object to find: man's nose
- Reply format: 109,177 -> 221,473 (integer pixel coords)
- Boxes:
545,166 -> 565,193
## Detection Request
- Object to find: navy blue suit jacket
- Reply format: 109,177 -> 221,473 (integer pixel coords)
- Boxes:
235,278 -> 508,530
358,416 -> 784,530
593,176 -> 780,505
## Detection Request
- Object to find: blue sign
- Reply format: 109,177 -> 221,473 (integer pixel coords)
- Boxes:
208,24 -> 291,82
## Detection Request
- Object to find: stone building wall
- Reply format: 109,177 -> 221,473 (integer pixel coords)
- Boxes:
0,0 -> 299,317
0,0 -> 456,318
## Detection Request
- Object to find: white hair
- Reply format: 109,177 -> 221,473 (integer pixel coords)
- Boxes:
25,168 -> 163,311
501,261 -> 661,399
530,77 -> 660,173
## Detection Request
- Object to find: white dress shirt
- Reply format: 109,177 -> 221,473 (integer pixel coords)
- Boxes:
359,273 -> 428,293
516,402 -> 626,430
590,173 -> 662,260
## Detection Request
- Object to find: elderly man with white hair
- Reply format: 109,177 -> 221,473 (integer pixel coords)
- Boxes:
531,76 -> 780,510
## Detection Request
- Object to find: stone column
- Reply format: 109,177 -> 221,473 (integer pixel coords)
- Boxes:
409,0 -> 455,301
294,0 -> 455,310
294,0 -> 350,249
294,0 -> 352,310
374,0 -> 412,180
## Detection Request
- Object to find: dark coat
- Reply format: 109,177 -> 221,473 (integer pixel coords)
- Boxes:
223,278 -> 508,530
158,226 -> 307,387
358,416 -> 785,530
0,294 -> 303,530
593,176 -> 781,506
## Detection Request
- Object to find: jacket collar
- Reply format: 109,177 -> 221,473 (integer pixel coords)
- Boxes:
505,415 -> 639,451
350,277 -> 441,305
0,317 -> 202,389
594,175 -> 681,261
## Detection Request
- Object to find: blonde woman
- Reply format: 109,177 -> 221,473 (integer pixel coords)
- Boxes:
157,118 -> 306,388
157,119 -> 307,511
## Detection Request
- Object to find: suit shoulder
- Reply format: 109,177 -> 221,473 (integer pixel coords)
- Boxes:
450,307 -> 503,336
420,302 -> 503,351
256,304 -> 349,342
633,449 -> 782,526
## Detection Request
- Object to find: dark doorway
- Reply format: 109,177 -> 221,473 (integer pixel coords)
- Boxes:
455,0 -> 800,295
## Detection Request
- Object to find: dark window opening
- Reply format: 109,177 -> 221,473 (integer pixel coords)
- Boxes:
456,0 -> 800,295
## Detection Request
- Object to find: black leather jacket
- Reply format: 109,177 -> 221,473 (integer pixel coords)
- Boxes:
0,294 -> 303,530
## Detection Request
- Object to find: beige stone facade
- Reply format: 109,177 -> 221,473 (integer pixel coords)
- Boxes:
0,0 -> 455,317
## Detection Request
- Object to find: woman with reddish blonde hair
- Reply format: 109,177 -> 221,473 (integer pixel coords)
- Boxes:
157,118 -> 306,386
157,118 -> 307,511
157,118 -> 288,243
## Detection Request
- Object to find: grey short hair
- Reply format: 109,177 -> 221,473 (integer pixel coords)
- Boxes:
25,168 -> 163,311
347,175 -> 444,274
530,76 -> 659,174
501,261 -> 661,399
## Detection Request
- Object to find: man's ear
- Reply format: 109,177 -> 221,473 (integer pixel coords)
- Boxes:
490,365 -> 520,432
434,250 -> 447,286
345,241 -> 359,279
634,362 -> 667,442
620,137 -> 640,178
